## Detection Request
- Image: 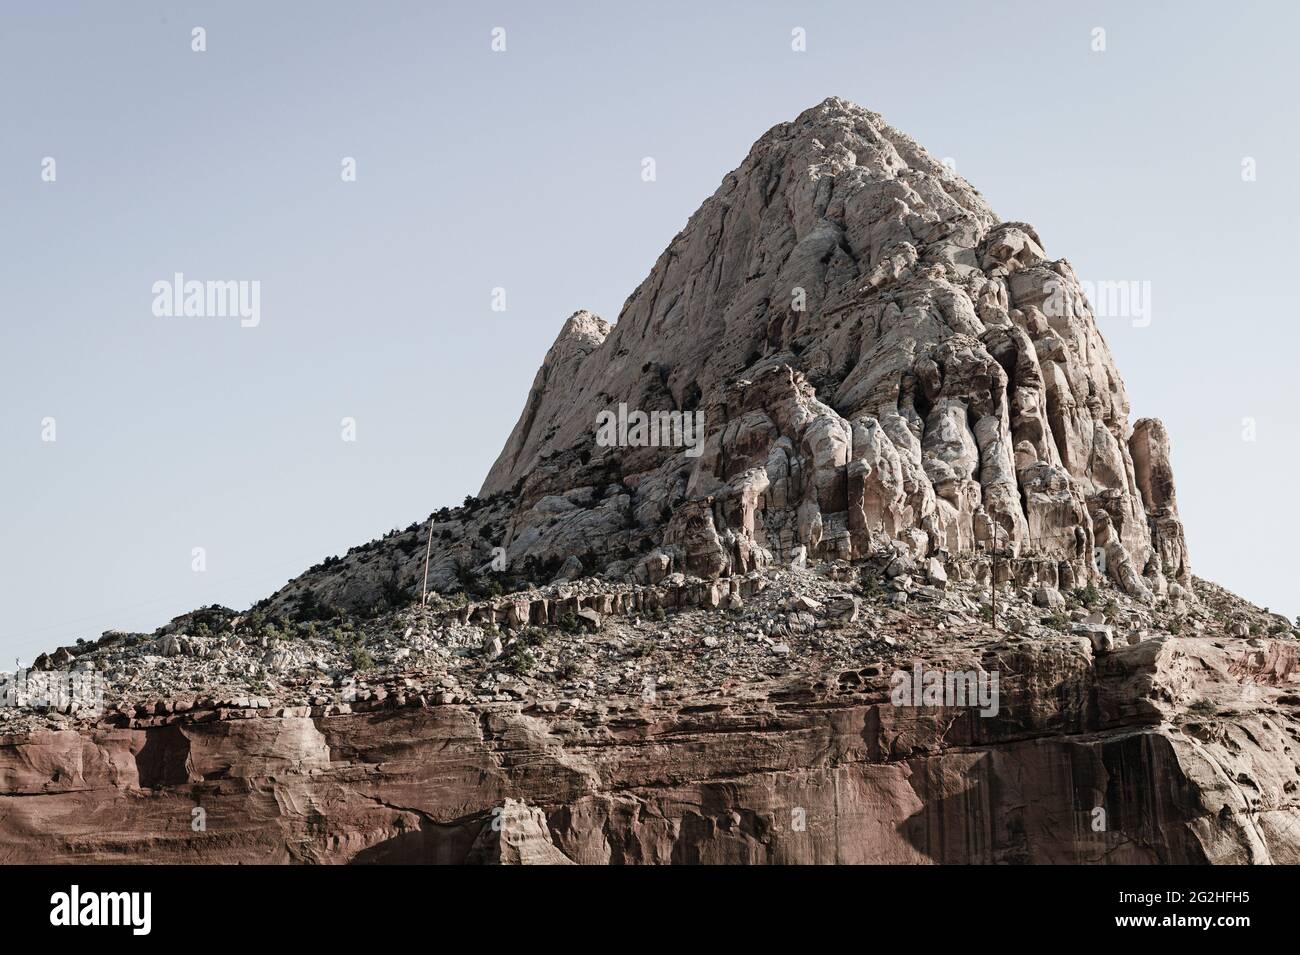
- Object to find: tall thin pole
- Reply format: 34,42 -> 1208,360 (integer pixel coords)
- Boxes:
990,525 -> 1002,632
991,543 -> 997,632
421,515 -> 436,609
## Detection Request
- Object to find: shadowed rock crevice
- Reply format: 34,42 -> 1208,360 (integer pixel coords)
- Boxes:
133,722 -> 191,789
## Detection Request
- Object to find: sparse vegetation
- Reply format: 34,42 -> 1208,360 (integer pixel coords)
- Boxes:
554,659 -> 579,681
861,575 -> 886,601
1070,584 -> 1100,609
501,644 -> 535,675
517,627 -> 548,648
380,575 -> 414,610
293,589 -> 341,623
349,646 -> 374,671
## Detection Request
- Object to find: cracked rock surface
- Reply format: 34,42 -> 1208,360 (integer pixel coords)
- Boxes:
266,98 -> 1188,615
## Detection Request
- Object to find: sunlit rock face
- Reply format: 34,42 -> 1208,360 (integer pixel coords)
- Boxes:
469,97 -> 1187,599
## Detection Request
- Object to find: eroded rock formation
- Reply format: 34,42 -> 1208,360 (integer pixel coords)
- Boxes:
471,99 -> 1188,602
252,98 -> 1191,615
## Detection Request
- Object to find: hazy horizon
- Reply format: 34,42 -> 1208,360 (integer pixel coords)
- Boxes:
4,0 -> 1299,665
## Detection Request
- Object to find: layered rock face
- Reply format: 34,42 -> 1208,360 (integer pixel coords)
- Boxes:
472,97 -> 1188,604
3,634 -> 1297,864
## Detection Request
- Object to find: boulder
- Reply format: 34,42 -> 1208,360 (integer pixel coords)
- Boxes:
827,596 -> 860,622
466,799 -> 575,865
1072,622 -> 1115,654
1034,586 -> 1065,609
553,555 -> 584,582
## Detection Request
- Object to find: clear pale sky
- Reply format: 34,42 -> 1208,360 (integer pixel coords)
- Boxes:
3,1 -> 1297,664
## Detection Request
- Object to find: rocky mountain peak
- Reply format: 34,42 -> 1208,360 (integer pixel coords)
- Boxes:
481,95 -> 998,495
273,97 -> 1190,613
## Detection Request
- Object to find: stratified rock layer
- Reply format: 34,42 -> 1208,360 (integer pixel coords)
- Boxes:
2,634 -> 1297,864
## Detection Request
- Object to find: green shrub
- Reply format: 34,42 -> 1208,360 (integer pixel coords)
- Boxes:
554,659 -> 579,681
1071,584 -> 1100,608
297,589 -> 345,623
502,645 -> 535,675
518,627 -> 547,648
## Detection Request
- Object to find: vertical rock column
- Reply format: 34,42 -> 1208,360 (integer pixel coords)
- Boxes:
1130,417 -> 1192,587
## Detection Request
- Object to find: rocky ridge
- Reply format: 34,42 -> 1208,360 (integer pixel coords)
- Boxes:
3,563 -> 1299,863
